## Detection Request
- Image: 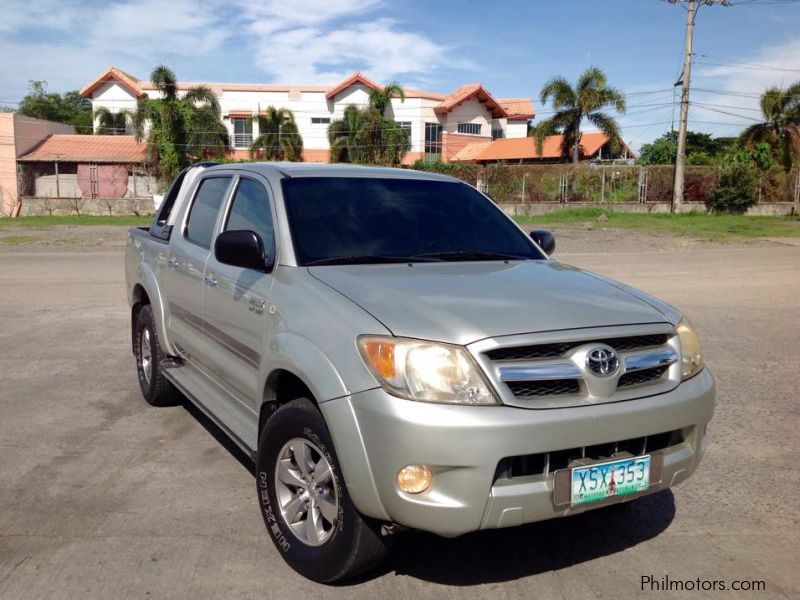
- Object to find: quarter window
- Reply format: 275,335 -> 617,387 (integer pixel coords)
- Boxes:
225,178 -> 274,254
457,122 -> 482,135
186,177 -> 232,249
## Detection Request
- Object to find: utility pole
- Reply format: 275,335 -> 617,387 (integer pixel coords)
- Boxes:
668,0 -> 730,213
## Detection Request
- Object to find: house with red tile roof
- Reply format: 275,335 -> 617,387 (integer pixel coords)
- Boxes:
80,67 -> 535,165
452,132 -> 635,164
16,134 -> 156,202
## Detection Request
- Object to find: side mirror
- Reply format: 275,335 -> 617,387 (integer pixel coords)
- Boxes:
530,229 -> 556,256
214,230 -> 268,271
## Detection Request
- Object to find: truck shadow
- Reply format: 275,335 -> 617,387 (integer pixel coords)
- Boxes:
377,490 -> 675,585
181,398 -> 676,586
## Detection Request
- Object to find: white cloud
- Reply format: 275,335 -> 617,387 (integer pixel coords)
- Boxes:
691,37 -> 800,131
251,19 -> 454,83
239,0 -> 463,83
0,0 -> 464,101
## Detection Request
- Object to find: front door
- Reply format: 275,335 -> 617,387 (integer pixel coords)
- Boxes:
163,175 -> 233,368
202,175 -> 276,408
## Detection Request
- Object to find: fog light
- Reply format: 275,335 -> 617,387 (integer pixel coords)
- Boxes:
397,464 -> 433,494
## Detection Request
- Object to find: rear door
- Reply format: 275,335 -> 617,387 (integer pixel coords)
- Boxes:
164,174 -> 233,368
201,174 -> 277,407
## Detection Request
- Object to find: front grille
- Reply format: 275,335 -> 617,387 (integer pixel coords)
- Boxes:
494,428 -> 686,481
486,334 -> 668,362
618,365 -> 669,388
507,379 -> 580,397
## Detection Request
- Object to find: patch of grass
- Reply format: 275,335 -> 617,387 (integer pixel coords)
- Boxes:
0,215 -> 151,229
515,209 -> 800,239
1,234 -> 43,245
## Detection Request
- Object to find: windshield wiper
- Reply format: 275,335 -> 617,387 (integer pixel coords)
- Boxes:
410,250 -> 531,262
305,254 -> 443,266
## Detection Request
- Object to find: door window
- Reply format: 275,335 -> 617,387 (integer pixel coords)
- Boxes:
225,178 -> 274,253
185,176 -> 231,249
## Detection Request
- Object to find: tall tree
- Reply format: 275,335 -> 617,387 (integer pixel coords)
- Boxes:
94,106 -> 130,135
739,83 -> 800,172
368,82 -> 405,116
328,82 -> 409,166
328,104 -> 410,166
250,106 -> 303,161
17,80 -> 93,133
132,66 -> 228,180
530,67 -> 626,162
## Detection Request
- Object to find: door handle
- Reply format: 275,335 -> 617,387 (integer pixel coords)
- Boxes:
168,257 -> 180,269
204,273 -> 218,287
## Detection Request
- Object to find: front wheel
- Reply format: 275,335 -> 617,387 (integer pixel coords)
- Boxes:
255,398 -> 390,583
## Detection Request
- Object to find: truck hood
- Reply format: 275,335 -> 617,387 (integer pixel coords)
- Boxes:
308,260 -> 672,345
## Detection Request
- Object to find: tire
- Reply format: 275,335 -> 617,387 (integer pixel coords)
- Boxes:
133,305 -> 179,407
255,398 -> 390,583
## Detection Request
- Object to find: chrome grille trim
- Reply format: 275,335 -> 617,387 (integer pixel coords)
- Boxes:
624,348 -> 677,372
469,323 -> 681,409
497,362 -> 582,382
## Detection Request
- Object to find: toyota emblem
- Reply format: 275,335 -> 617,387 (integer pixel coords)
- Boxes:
586,347 -> 620,376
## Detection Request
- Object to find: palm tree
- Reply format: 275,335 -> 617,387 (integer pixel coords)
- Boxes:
250,106 -> 303,161
328,105 -> 368,163
327,104 -> 410,166
530,67 -> 626,163
368,82 -> 405,116
94,106 -> 130,135
739,83 -> 800,172
133,65 -> 228,180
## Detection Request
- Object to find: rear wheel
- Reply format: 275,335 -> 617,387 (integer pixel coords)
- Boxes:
134,305 -> 179,406
255,398 -> 390,582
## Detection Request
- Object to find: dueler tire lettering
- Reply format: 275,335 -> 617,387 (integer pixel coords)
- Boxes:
254,398 -> 390,582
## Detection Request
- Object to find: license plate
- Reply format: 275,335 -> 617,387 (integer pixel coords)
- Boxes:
570,455 -> 650,506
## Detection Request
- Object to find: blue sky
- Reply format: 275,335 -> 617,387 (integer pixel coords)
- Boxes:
2,0 -> 799,149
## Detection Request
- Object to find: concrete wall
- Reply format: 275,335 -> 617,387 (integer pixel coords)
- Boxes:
0,113 -> 75,217
499,201 -> 796,217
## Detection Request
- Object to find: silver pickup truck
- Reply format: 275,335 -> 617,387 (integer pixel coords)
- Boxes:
126,162 -> 715,582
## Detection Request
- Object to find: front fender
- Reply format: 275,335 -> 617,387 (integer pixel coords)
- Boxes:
260,333 -> 389,520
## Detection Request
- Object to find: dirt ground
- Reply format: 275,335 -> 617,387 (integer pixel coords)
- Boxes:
0,221 -> 791,254
0,226 -> 798,599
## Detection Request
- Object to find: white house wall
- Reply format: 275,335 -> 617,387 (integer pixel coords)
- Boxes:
88,77 -> 528,160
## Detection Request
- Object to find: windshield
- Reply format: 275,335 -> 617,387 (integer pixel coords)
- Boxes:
282,177 -> 546,265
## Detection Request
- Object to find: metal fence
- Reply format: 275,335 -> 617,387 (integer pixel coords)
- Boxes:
427,163 -> 800,206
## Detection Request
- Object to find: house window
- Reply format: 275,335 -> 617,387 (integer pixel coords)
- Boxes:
424,122 -> 442,161
492,128 -> 505,140
457,122 -> 482,135
311,117 -> 331,124
232,118 -> 253,149
397,121 -> 412,140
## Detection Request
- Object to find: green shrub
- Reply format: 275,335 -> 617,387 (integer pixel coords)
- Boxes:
706,162 -> 758,214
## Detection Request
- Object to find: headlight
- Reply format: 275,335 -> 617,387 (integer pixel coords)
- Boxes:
676,318 -> 704,380
357,336 -> 498,405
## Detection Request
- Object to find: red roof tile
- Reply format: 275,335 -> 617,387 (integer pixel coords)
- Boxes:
19,135 -> 148,163
453,132 -> 630,162
325,71 -> 382,99
435,84 -> 508,118
80,67 -> 145,98
496,98 -> 535,120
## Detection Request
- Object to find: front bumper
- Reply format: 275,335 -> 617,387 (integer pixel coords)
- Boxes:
321,368 -> 715,537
